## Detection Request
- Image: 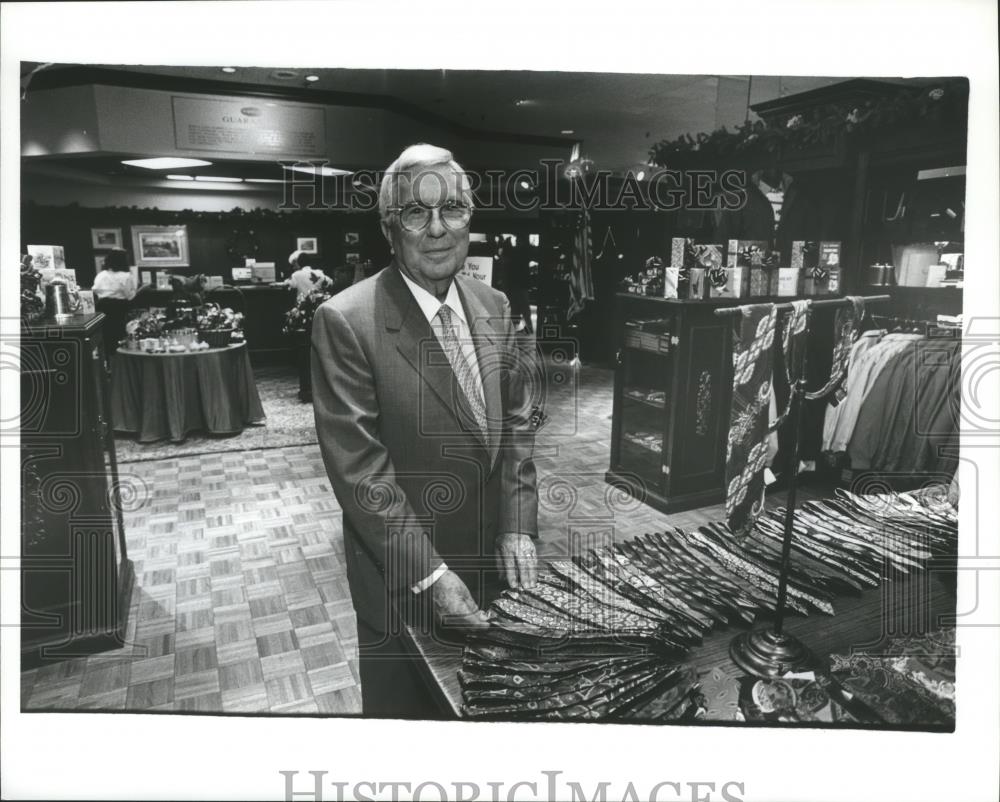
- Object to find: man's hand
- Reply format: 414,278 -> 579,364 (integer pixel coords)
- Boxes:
431,569 -> 489,631
495,532 -> 538,589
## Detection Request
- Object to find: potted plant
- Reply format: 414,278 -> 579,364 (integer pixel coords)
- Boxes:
282,278 -> 336,401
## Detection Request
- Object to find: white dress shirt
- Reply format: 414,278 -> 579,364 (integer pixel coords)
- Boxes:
92,269 -> 136,301
398,269 -> 486,593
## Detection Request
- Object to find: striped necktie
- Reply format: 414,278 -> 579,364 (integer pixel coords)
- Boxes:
436,303 -> 488,444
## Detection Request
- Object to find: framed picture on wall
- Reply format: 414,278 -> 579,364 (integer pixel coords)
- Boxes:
131,225 -> 190,267
296,236 -> 319,254
344,232 -> 360,246
91,227 -> 123,249
345,252 -> 360,264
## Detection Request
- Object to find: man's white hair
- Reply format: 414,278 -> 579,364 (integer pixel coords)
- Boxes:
378,143 -> 474,223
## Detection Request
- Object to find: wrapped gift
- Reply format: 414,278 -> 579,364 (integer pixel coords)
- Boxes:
791,241 -> 820,271
819,241 -> 841,269
804,268 -> 841,296
663,267 -> 680,299
692,243 -> 725,271
670,237 -> 696,268
777,267 -> 801,297
687,267 -> 709,299
749,266 -> 776,297
709,267 -> 750,298
727,240 -> 768,268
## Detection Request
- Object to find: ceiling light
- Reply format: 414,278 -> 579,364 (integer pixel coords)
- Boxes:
245,178 -> 285,184
514,99 -> 535,107
121,157 -> 213,170
635,170 -> 646,181
561,129 -> 575,135
519,179 -> 532,190
305,74 -> 320,83
286,165 -> 351,177
166,174 -> 195,181
221,67 -> 237,74
194,175 -> 243,183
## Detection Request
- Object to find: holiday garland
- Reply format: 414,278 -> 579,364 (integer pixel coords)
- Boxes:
649,80 -> 967,165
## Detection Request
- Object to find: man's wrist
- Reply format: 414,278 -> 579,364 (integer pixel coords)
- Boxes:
410,562 -> 449,594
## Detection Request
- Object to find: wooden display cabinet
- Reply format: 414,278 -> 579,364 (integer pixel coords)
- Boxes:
606,294 -> 742,513
20,313 -> 134,668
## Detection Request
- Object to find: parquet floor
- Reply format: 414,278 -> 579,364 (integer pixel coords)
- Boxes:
20,357 -> 737,714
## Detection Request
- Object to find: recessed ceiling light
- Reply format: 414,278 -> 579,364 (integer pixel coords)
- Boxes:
305,74 -> 320,83
221,67 -> 237,74
635,170 -> 646,181
518,179 -> 532,190
194,175 -> 243,183
121,157 -> 212,170
561,129 -> 575,135
245,178 -> 285,184
166,174 -> 195,181
285,165 -> 351,177
514,99 -> 535,107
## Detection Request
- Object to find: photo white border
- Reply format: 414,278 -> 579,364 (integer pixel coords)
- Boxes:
2,2 -> 998,801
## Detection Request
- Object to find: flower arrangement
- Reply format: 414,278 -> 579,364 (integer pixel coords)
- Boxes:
125,309 -> 166,340
283,277 -> 335,335
20,255 -> 44,322
196,303 -> 244,346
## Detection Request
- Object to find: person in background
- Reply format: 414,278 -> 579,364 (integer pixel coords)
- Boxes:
91,248 -> 136,301
504,236 -> 534,334
286,249 -> 331,300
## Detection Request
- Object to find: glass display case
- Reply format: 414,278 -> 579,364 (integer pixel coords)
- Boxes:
607,295 -> 738,514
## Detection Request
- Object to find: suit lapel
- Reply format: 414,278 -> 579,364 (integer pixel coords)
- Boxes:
456,278 -> 503,467
381,267 -> 488,450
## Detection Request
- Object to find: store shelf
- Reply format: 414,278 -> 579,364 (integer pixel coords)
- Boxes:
624,390 -> 666,410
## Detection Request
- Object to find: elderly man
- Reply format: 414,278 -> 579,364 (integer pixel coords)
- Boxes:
311,143 -> 540,717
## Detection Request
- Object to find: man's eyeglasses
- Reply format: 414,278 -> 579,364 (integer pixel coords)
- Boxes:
387,201 -> 473,232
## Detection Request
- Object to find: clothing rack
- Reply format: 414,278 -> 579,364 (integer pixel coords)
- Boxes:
714,293 -> 890,676
867,312 -> 961,337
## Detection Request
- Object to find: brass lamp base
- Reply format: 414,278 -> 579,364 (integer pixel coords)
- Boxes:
729,627 -> 812,678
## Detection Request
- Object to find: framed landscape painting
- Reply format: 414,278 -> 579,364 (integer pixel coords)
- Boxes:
131,225 -> 190,267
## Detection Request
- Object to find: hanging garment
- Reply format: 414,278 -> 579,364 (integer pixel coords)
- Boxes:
568,209 -> 595,320
822,329 -> 885,450
848,341 -> 922,470
824,332 -> 923,452
868,338 -> 961,474
725,304 -> 778,537
803,296 -> 866,401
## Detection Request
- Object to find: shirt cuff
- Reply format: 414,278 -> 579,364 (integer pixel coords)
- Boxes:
410,562 -> 448,594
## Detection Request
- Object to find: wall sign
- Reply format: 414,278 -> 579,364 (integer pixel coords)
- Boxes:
172,96 -> 326,156
460,256 -> 494,285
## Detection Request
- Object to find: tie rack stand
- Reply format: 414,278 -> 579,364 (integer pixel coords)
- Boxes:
714,293 -> 891,677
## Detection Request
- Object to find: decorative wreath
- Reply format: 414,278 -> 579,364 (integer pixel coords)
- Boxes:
225,227 -> 261,262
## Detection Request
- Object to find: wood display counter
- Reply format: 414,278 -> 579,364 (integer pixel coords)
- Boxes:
239,285 -> 297,363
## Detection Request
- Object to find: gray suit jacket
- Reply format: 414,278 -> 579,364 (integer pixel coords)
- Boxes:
311,265 -> 539,632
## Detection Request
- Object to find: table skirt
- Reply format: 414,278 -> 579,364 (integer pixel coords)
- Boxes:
112,344 -> 266,443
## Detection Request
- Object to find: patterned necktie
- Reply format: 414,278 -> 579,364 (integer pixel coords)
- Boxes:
436,303 -> 488,443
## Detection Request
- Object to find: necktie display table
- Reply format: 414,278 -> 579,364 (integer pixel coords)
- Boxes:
403,488 -> 957,728
111,342 -> 265,443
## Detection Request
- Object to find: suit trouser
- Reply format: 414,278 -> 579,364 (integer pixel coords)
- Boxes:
356,615 -> 446,719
